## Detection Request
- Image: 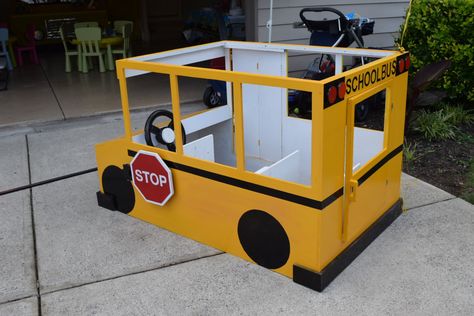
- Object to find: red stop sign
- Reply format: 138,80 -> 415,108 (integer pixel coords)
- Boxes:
130,150 -> 174,206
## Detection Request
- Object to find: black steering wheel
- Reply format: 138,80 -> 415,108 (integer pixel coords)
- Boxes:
144,109 -> 186,151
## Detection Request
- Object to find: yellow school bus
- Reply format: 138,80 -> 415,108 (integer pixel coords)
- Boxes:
95,41 -> 409,291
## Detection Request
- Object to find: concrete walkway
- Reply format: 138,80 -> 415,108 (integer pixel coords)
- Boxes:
0,110 -> 473,315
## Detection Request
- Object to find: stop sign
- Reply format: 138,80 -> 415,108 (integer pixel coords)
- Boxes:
130,150 -> 174,206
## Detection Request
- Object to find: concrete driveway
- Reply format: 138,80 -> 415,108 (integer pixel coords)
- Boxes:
0,108 -> 473,315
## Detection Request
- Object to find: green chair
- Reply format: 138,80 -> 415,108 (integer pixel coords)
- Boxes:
74,22 -> 99,29
113,20 -> 133,35
0,57 -> 9,90
59,26 -> 81,72
0,28 -> 13,70
75,27 -> 106,73
112,23 -> 132,59
113,20 -> 133,54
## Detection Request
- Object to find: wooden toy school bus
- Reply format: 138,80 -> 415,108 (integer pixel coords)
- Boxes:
95,41 -> 409,292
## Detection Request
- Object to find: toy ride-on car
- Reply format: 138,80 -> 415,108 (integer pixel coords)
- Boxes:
95,41 -> 409,291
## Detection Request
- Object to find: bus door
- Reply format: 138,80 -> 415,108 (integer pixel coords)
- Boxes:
343,83 -> 391,240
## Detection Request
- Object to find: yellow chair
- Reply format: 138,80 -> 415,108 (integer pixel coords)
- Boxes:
75,27 -> 106,73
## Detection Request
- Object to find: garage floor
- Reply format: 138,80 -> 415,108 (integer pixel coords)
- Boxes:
0,50 -> 207,127
0,109 -> 473,315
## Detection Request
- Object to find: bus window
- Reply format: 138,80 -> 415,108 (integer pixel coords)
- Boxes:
182,77 -> 236,168
241,81 -> 312,186
352,89 -> 387,172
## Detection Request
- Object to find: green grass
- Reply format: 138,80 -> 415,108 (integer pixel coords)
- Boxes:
413,103 -> 473,142
435,103 -> 474,125
414,109 -> 458,141
411,102 -> 473,203
403,141 -> 419,164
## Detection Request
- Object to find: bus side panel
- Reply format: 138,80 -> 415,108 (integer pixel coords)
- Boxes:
318,162 -> 401,271
317,71 -> 408,270
346,166 -> 390,240
310,95 -> 347,270
320,100 -> 346,199
129,168 -> 321,278
388,73 -> 408,151
385,156 -> 403,208
95,137 -> 131,193
318,198 -> 344,271
347,71 -> 407,239
96,139 -> 322,279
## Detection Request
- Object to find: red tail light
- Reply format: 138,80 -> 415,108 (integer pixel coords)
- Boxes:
398,59 -> 405,73
328,86 -> 337,104
337,82 -> 346,99
324,78 -> 346,108
405,55 -> 410,70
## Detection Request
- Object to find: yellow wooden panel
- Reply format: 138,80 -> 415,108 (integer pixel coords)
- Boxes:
96,140 -> 321,277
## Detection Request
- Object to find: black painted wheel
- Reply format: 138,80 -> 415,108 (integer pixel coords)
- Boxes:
238,210 -> 290,269
355,101 -> 370,122
295,91 -> 312,118
203,86 -> 221,108
144,109 -> 186,151
102,165 -> 135,214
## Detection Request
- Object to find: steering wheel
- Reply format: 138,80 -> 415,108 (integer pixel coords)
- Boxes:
144,109 -> 186,151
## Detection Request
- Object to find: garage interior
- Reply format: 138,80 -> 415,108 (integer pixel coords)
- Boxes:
0,0 -> 250,127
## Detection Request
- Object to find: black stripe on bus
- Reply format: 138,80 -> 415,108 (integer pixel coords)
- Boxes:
128,144 -> 402,209
127,149 -> 341,210
357,144 -> 403,186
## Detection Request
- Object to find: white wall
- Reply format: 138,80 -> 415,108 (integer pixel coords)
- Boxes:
256,0 -> 409,74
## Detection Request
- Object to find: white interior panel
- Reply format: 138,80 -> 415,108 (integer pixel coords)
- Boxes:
256,150 -> 308,184
353,127 -> 384,169
187,119 -> 235,168
132,133 -> 146,145
184,134 -> 215,162
132,133 -> 167,150
125,43 -> 225,77
232,48 -> 287,162
225,48 -> 233,107
182,105 -> 232,134
282,117 -> 312,183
